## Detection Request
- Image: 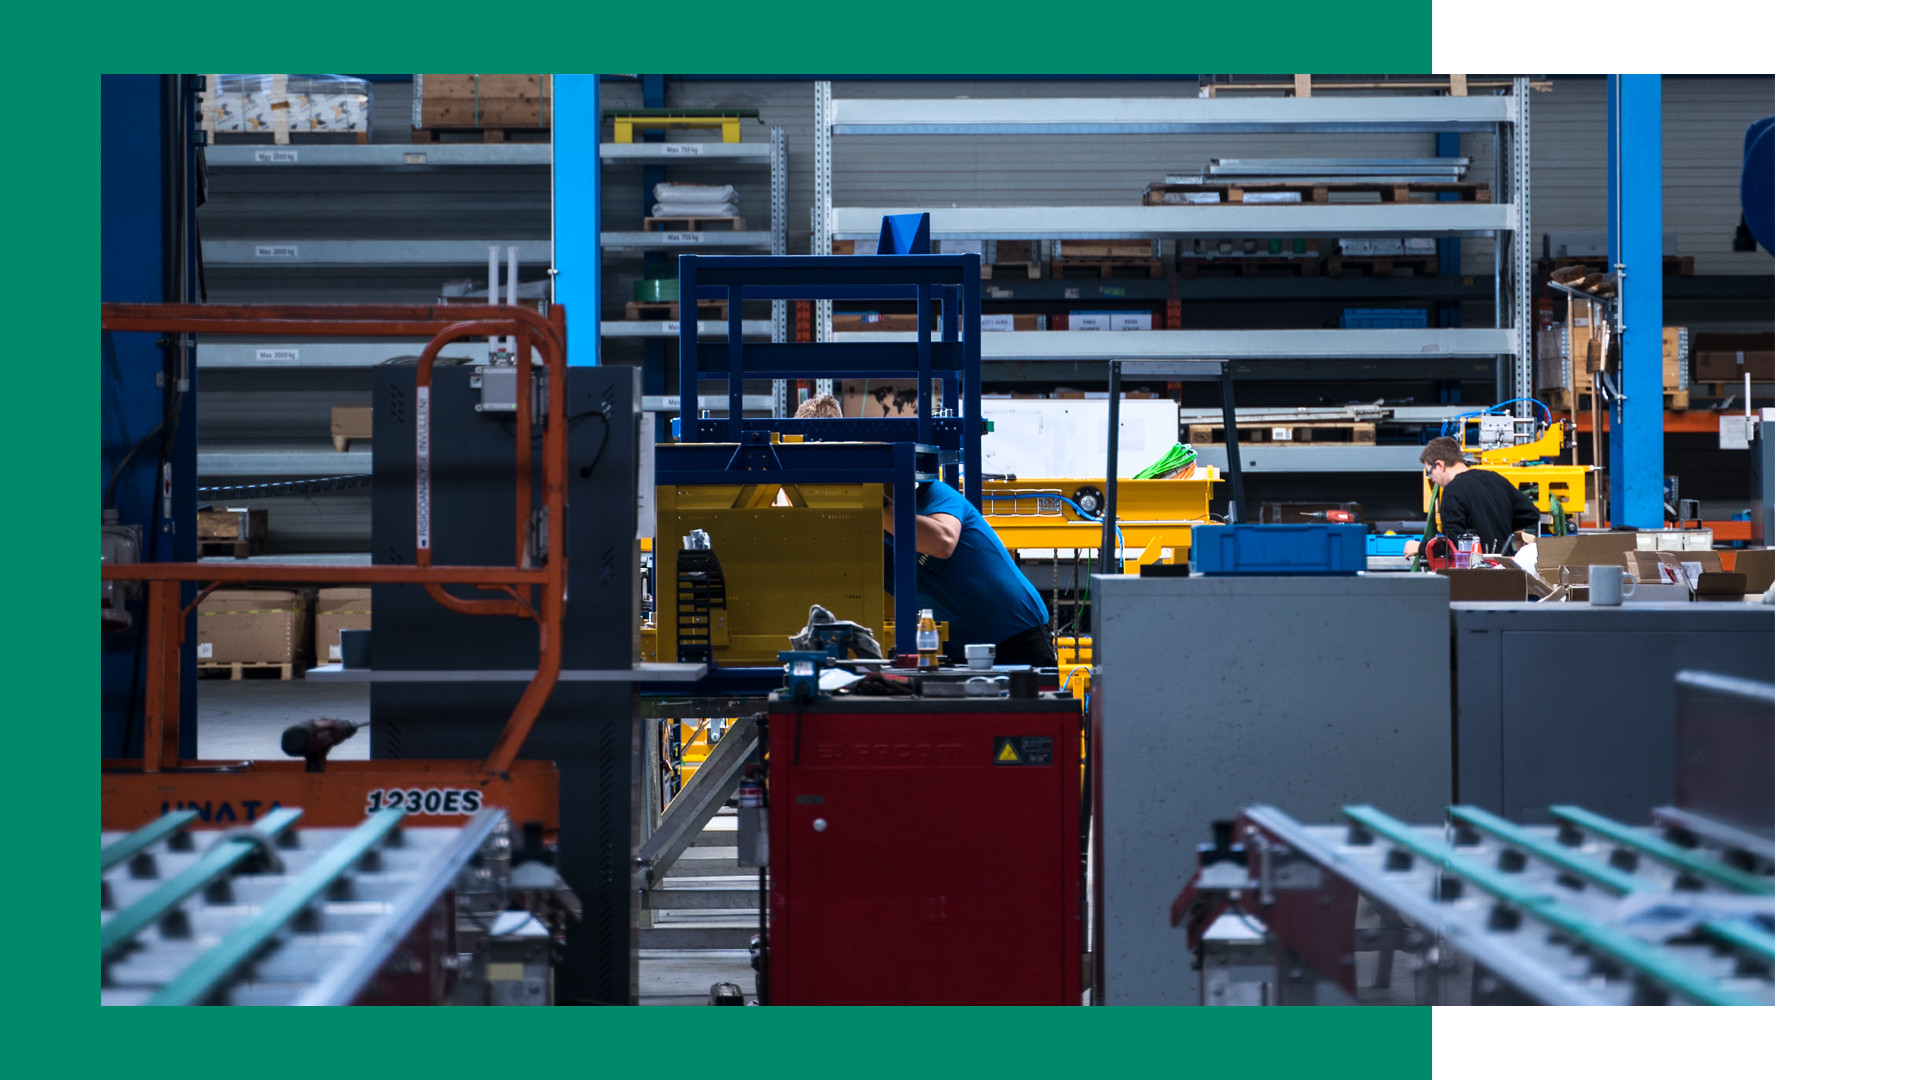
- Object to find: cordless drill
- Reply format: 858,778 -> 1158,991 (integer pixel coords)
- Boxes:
282,717 -> 362,772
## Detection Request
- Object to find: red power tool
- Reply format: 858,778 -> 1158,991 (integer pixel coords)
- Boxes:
1301,509 -> 1357,524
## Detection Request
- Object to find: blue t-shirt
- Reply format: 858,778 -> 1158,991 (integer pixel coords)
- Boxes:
884,481 -> 1050,651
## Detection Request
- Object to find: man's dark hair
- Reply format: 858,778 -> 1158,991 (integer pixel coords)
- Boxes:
1419,436 -> 1469,468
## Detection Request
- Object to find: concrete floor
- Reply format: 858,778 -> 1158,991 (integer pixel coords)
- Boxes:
195,678 -> 370,760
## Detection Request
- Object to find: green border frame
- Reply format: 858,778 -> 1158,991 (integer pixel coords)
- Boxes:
42,3 -> 1432,1062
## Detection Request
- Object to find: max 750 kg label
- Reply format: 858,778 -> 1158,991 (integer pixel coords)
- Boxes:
364,788 -> 484,816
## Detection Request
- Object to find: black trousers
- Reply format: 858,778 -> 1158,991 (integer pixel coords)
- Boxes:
975,623 -> 1058,668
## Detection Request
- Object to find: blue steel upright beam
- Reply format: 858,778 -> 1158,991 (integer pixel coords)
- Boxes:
553,74 -> 601,366
1607,75 -> 1664,528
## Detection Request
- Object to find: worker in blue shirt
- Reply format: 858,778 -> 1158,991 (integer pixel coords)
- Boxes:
883,480 -> 1057,667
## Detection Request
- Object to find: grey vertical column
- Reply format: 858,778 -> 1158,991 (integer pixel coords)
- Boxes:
812,82 -> 833,361
1512,78 -> 1533,416
1090,574 -> 1451,1005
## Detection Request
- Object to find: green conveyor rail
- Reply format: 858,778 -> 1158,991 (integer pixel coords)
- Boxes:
101,809 -> 201,874
1343,805 -> 1762,1006
1549,805 -> 1774,895
1448,805 -> 1645,895
1700,916 -> 1777,966
146,809 -> 404,1006
102,808 -> 304,957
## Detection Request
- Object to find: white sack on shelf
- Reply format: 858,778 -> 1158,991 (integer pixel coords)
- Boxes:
652,182 -> 738,203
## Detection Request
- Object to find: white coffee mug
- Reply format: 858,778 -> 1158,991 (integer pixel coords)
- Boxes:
1589,564 -> 1638,606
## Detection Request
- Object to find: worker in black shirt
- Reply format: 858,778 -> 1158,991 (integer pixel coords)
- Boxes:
1410,436 -> 1542,556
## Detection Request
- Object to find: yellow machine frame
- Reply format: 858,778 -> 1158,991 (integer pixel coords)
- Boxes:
611,115 -> 742,143
644,482 -> 890,665
1424,419 -> 1592,517
980,471 -> 1218,573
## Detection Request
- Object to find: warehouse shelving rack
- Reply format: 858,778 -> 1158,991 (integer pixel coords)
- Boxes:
195,129 -> 788,488
812,81 -> 1535,472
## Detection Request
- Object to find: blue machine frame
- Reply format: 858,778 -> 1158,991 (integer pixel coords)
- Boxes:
657,252 -> 984,658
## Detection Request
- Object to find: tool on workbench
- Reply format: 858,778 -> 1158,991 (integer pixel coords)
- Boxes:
1300,509 -> 1357,524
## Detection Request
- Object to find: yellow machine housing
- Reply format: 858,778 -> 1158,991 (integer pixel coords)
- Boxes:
980,472 -> 1217,572
1424,419 -> 1592,516
645,481 -> 889,665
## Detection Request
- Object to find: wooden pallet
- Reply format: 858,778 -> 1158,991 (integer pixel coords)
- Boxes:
642,215 -> 743,232
205,130 -> 370,146
198,661 -> 300,681
982,261 -> 1042,280
625,299 -> 729,321
411,126 -> 549,144
1051,259 -> 1163,280
197,539 -> 258,559
1187,421 -> 1376,445
1145,180 -> 1490,205
1176,256 -> 1323,278
1325,255 -> 1440,278
1545,255 -> 1695,277
1543,387 -> 1692,413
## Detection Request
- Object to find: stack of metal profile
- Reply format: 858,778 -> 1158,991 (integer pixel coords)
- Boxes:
101,808 -> 517,1005
1174,802 -> 1775,1006
1178,157 -> 1473,185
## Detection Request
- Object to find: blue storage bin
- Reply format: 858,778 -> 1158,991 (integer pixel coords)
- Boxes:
1190,524 -> 1366,576
1339,308 -> 1428,329
1365,533 -> 1418,558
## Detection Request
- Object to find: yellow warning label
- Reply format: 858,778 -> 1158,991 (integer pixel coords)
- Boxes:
996,741 -> 1020,763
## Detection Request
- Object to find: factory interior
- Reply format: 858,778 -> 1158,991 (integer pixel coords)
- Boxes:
95,72 -> 1800,1011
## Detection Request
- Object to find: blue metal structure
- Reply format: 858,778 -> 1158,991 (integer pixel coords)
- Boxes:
102,75 -> 198,759
553,74 -> 600,367
1607,75 -> 1665,529
1741,117 -> 1775,254
659,253 -> 983,653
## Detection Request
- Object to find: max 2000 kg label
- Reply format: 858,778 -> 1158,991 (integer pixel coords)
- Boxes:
364,788 -> 484,816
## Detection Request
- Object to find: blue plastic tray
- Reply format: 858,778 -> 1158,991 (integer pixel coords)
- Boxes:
1190,523 -> 1367,576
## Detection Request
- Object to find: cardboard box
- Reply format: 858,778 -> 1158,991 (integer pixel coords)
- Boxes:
1733,549 -> 1775,593
1435,568 -> 1530,602
198,507 -> 267,556
1532,532 -> 1642,586
979,314 -> 1045,332
197,588 -> 310,665
331,404 -> 373,447
1693,572 -> 1750,602
831,312 -> 925,334
415,75 -> 552,130
1690,333 -> 1775,381
1067,312 -> 1111,332
314,588 -> 372,664
1059,239 -> 1154,260
837,380 -> 939,418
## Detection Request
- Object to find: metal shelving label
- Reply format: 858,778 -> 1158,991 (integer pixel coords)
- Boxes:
253,149 -> 298,163
255,348 -> 298,362
662,233 -> 705,244
254,245 -> 298,258
661,145 -> 705,156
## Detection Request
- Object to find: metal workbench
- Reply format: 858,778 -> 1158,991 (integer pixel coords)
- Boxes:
1089,571 -> 1452,1005
1452,602 -> 1775,824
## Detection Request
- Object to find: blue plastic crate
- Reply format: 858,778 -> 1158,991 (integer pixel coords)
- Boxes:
1190,524 -> 1366,576
1365,533 -> 1419,558
1340,308 -> 1428,329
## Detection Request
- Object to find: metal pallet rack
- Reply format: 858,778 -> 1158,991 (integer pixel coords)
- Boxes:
812,82 -> 1535,472
658,252 -> 984,646
194,130 -> 788,514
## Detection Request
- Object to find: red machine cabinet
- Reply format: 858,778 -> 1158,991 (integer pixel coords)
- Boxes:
767,696 -> 1083,1005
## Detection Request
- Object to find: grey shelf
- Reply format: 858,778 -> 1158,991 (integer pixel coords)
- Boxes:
204,239 -> 550,267
307,662 -> 709,684
830,205 -> 1515,241
830,95 -> 1516,135
978,276 -> 1495,302
198,342 -> 488,369
1192,444 -> 1422,473
205,142 -> 771,168
832,328 -> 1519,359
602,320 -> 776,339
602,231 -> 776,252
199,447 -> 370,477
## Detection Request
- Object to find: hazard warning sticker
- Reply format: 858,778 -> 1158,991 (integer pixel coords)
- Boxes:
993,736 -> 1053,766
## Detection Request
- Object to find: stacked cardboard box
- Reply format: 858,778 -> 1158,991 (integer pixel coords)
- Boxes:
315,589 -> 372,665
1690,332 -> 1774,382
198,75 -> 370,141
197,589 -> 310,667
413,75 -> 552,134
1534,299 -> 1684,395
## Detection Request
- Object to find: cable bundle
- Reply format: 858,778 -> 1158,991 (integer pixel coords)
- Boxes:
1133,443 -> 1197,480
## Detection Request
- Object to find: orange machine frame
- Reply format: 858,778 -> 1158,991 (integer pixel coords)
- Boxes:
100,303 -> 570,829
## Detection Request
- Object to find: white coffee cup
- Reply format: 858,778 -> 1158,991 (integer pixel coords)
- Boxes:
965,643 -> 996,669
1589,564 -> 1638,606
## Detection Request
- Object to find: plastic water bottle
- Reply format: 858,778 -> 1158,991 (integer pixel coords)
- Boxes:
916,609 -> 939,670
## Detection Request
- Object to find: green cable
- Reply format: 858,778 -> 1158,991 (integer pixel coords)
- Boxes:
1132,442 -> 1197,480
